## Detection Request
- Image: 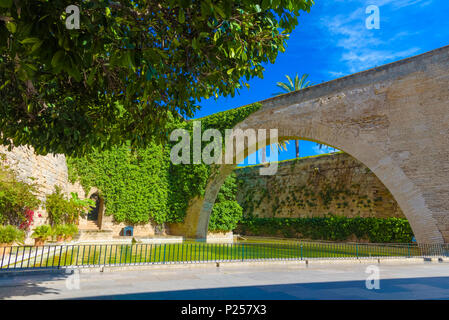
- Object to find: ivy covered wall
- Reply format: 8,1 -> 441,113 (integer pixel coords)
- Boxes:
235,152 -> 405,219
234,153 -> 413,243
67,103 -> 261,231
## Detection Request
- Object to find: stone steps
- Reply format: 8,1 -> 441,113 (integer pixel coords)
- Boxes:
74,229 -> 114,242
79,220 -> 100,231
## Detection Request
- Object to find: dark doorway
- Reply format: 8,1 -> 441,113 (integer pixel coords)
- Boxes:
87,193 -> 100,221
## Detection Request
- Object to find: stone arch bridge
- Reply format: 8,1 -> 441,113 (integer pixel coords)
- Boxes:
170,46 -> 449,244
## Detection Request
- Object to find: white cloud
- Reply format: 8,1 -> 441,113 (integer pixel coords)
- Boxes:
313,144 -> 338,154
319,1 -> 426,73
367,0 -> 432,9
328,71 -> 347,78
341,47 -> 420,73
332,0 -> 432,9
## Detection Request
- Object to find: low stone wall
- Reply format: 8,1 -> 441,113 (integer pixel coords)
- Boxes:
76,229 -> 114,242
206,231 -> 234,243
101,216 -> 162,237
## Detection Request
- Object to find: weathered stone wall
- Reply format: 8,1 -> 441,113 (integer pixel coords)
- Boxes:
0,145 -> 84,231
101,215 -> 160,237
235,153 -> 405,219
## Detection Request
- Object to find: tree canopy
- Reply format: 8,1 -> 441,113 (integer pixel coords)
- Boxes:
0,0 -> 314,156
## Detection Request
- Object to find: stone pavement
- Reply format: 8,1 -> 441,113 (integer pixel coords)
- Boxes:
1,261 -> 449,300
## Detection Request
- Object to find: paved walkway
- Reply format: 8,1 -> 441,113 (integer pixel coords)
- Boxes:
1,261 -> 449,299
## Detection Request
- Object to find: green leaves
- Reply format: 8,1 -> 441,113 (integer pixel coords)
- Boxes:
0,0 -> 314,156
67,103 -> 260,227
68,143 -> 171,225
273,73 -> 312,96
45,185 -> 94,225
20,37 -> 40,45
86,67 -> 97,86
5,21 -> 16,33
178,8 -> 185,23
0,160 -> 41,227
238,217 -> 414,243
0,225 -> 25,244
212,4 -> 226,19
0,0 -> 12,8
51,50 -> 65,69
209,173 -> 243,231
31,225 -> 52,239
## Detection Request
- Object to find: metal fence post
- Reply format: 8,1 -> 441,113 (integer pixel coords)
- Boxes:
163,244 -> 166,264
241,244 -> 244,262
300,244 -> 303,260
57,246 -> 63,269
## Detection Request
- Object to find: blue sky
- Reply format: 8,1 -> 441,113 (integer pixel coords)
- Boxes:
192,0 -> 447,165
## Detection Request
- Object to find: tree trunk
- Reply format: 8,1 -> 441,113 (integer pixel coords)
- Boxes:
261,147 -> 266,163
295,140 -> 300,158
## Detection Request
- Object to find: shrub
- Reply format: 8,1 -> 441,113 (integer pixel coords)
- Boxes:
52,224 -> 79,241
67,194 -> 95,223
45,186 -> 94,225
0,154 -> 41,226
45,186 -> 68,226
236,216 -> 414,243
31,225 -> 52,240
209,201 -> 243,232
52,225 -> 66,237
208,173 -> 243,232
65,224 -> 79,238
19,208 -> 35,231
0,225 -> 26,244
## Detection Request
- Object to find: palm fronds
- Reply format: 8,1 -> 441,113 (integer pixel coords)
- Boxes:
270,73 -> 326,154
272,73 -> 312,96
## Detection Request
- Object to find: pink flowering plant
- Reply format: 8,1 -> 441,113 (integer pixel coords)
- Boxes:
0,153 -> 41,228
19,208 -> 35,231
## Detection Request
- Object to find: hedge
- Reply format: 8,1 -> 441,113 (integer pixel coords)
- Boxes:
236,216 -> 414,243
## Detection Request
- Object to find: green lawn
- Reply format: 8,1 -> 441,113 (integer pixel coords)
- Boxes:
1,239 -> 427,269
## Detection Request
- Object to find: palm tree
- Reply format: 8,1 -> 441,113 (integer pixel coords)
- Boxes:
272,74 -> 313,158
273,73 -> 312,96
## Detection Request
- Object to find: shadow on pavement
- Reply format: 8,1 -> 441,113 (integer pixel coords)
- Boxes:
76,276 -> 449,300
0,270 -> 72,299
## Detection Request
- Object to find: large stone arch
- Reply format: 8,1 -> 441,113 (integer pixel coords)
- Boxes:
172,46 -> 449,244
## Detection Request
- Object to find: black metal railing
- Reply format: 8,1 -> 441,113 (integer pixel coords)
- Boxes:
0,241 -> 447,271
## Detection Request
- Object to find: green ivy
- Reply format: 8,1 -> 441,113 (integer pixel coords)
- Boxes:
209,173 -> 243,231
236,216 -> 414,243
68,143 -> 171,225
67,103 -> 260,228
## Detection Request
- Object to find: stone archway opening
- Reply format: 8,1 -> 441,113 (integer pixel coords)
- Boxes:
81,192 -> 105,230
185,135 -> 440,244
207,126 -> 442,244
88,193 -> 100,222
234,139 -> 410,242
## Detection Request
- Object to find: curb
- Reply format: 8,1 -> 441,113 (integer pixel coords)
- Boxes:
0,268 -> 72,277
1,256 -> 447,275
